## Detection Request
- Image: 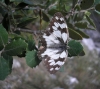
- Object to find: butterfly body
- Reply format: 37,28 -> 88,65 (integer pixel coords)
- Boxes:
38,12 -> 69,74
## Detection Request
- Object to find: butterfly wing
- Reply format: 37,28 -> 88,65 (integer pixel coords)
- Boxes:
38,12 -> 69,73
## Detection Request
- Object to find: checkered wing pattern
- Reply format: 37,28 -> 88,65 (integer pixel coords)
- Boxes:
38,12 -> 69,74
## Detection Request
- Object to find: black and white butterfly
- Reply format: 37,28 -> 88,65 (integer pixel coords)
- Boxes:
38,12 -> 69,74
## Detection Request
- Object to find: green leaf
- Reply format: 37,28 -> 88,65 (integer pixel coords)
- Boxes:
28,39 -> 35,51
48,6 -> 59,16
4,0 -> 10,5
24,35 -> 36,51
68,40 -> 83,57
25,50 -> 41,68
16,2 -> 28,10
4,39 -> 28,56
75,22 -> 88,29
42,12 -> 50,22
17,51 -> 26,57
68,22 -> 89,38
2,13 -> 10,31
69,28 -> 82,40
72,0 -> 78,8
64,4 -> 71,12
58,0 -> 71,11
78,50 -> 85,56
74,13 -> 84,22
75,29 -> 89,38
85,15 -> 96,28
74,5 -> 81,11
10,0 -> 22,1
12,0 -> 33,5
0,57 -> 10,80
0,6 -> 8,16
17,17 -> 37,28
94,0 -> 100,5
80,0 -> 94,10
0,24 -> 8,50
1,53 -> 13,73
95,3 -> 100,12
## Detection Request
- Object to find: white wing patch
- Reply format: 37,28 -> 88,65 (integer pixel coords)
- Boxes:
62,33 -> 68,43
43,34 -> 60,44
52,26 -> 57,30
53,22 -> 68,29
60,17 -> 64,21
53,30 -> 61,38
55,61 -> 65,66
49,60 -> 65,66
60,51 -> 67,58
51,54 -> 60,59
41,48 -> 59,57
54,22 -> 59,28
58,23 -> 67,29
55,16 -> 59,20
50,61 -> 55,66
55,67 -> 60,70
50,68 -> 54,71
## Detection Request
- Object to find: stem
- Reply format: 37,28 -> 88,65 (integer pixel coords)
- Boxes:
66,7 -> 95,19
11,11 -> 17,29
11,27 -> 42,34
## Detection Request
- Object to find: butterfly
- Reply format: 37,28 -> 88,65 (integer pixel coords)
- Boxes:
38,12 -> 69,74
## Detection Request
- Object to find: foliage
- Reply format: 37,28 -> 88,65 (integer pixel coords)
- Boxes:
0,0 -> 100,80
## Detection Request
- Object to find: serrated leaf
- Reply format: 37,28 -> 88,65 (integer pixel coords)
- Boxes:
28,39 -> 35,51
80,0 -> 94,10
25,35 -> 36,51
17,17 -> 37,28
69,28 -> 82,40
4,39 -> 27,56
95,3 -> 100,12
0,57 -> 10,80
75,22 -> 88,29
25,50 -> 41,68
17,51 -> 26,57
85,15 -> 96,28
68,40 -> 83,57
0,24 -> 8,50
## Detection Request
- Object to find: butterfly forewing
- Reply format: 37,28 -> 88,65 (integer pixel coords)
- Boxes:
38,12 -> 69,74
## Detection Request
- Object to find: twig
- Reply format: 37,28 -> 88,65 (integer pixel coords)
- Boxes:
11,27 -> 42,34
66,7 -> 95,19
